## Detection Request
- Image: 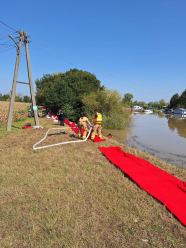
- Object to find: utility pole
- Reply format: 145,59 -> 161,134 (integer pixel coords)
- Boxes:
24,32 -> 39,127
7,32 -> 23,131
7,31 -> 39,131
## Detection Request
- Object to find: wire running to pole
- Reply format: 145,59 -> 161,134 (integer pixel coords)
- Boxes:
0,20 -> 18,32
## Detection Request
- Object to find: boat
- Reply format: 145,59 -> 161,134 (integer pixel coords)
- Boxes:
144,109 -> 153,114
166,109 -> 174,115
132,105 -> 143,112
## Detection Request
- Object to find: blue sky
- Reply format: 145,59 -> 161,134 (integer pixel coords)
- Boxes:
0,0 -> 186,102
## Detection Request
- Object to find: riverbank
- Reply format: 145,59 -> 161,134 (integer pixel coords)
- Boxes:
0,119 -> 185,247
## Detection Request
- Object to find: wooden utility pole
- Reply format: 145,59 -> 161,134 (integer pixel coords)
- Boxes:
24,32 -> 39,127
7,32 -> 23,131
7,31 -> 39,131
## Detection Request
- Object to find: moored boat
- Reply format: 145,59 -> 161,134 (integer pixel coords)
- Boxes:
144,109 -> 153,114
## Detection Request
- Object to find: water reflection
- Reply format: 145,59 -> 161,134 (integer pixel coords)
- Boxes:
128,113 -> 186,168
167,117 -> 186,138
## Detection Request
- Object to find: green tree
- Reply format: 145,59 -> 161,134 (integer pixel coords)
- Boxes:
35,69 -> 102,121
148,101 -> 159,109
159,99 -> 167,109
15,94 -> 23,102
169,93 -> 180,108
0,93 -> 10,101
122,93 -> 133,106
179,89 -> 186,108
23,96 -> 31,103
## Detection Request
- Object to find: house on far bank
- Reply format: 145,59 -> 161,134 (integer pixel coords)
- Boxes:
132,105 -> 143,111
173,108 -> 186,117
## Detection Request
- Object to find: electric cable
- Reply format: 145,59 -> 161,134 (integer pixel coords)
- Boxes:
0,20 -> 18,32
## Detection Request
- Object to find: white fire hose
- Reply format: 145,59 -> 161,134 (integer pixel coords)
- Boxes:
33,126 -> 93,151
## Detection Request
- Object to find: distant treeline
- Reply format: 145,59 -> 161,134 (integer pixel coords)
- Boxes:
123,89 -> 186,110
132,99 -> 168,109
169,89 -> 186,109
122,93 -> 168,109
0,93 -> 31,103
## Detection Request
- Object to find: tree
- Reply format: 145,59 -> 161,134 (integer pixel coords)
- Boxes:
23,96 -> 31,103
159,99 -> 167,109
15,94 -> 23,102
179,89 -> 186,108
35,69 -> 103,121
169,93 -> 180,108
169,89 -> 186,108
122,93 -> 133,106
0,93 -> 10,101
148,101 -> 159,109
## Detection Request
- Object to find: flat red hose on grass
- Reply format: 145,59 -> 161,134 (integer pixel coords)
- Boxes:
99,146 -> 186,226
64,119 -> 105,142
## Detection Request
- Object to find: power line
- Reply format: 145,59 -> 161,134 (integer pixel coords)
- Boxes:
0,20 -> 18,32
0,31 -> 18,39
0,35 -> 18,49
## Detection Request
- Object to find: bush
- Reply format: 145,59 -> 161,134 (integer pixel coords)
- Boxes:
82,89 -> 130,129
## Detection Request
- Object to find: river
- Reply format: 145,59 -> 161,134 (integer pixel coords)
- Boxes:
127,113 -> 186,168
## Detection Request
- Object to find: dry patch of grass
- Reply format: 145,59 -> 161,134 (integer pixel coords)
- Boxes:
0,101 -> 30,124
0,120 -> 185,247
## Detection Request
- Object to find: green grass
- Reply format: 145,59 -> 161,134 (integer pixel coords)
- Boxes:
0,118 -> 185,247
0,117 -> 35,137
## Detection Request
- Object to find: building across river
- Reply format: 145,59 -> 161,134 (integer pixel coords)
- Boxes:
174,108 -> 186,118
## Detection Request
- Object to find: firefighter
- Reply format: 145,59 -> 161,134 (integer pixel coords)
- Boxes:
58,110 -> 65,126
78,114 -> 91,140
91,111 -> 103,140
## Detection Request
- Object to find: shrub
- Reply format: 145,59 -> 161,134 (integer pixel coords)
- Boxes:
82,89 -> 130,129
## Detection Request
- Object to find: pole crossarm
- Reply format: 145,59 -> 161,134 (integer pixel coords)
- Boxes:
16,81 -> 29,85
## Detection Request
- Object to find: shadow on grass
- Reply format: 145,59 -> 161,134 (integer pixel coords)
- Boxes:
12,125 -> 21,129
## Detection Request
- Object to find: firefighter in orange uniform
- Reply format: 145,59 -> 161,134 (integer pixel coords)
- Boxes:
78,115 -> 91,140
91,111 -> 103,140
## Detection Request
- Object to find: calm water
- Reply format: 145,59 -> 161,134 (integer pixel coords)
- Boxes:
127,113 -> 186,168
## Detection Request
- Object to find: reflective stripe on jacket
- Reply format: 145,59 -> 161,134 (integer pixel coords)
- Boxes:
95,112 -> 102,124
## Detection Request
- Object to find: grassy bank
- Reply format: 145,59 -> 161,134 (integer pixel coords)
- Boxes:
0,117 -> 185,247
